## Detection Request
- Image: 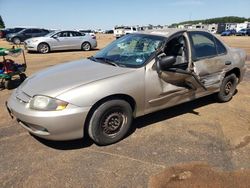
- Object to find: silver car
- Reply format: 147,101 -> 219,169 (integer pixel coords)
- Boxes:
6,29 -> 246,145
24,30 -> 97,53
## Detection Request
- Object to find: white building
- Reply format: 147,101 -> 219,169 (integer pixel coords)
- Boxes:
208,24 -> 218,33
236,22 -> 250,32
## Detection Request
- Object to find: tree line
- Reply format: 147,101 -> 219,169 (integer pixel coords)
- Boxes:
171,16 -> 250,27
0,15 -> 5,28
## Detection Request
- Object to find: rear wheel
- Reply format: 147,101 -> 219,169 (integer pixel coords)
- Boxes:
38,43 -> 50,54
88,100 -> 133,145
81,42 -> 91,51
217,74 -> 238,102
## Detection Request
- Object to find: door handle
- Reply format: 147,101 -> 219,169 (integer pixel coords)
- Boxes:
225,61 -> 232,65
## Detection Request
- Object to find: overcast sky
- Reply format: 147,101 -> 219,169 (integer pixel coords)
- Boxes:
0,0 -> 250,29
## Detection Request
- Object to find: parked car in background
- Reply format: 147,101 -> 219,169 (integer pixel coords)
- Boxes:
79,30 -> 96,39
104,30 -> 114,34
0,27 -> 25,38
236,28 -> 250,36
113,26 -> 139,39
6,28 -> 49,44
6,29 -> 246,145
24,30 -> 97,53
220,29 -> 236,36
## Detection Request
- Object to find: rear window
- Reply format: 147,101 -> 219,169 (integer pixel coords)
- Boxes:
189,32 -> 217,60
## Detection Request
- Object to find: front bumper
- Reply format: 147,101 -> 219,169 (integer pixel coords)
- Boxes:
6,90 -> 91,141
24,41 -> 38,51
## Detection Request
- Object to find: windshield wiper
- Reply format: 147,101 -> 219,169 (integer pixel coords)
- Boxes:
89,56 -> 118,67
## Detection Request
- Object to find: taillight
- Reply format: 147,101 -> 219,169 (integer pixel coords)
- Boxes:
91,35 -> 96,39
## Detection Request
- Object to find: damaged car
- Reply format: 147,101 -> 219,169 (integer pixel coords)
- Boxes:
6,29 -> 246,145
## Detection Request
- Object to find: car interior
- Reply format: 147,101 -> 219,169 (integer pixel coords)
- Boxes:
163,35 -> 188,70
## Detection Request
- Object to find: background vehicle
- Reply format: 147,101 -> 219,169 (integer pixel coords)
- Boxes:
0,27 -> 25,38
113,26 -> 139,39
6,28 -> 49,44
79,30 -> 96,39
236,28 -> 250,36
24,30 -> 97,53
0,47 -> 27,89
7,30 -> 246,145
221,29 -> 236,36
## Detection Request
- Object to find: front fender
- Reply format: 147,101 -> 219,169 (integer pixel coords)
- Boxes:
56,68 -> 145,117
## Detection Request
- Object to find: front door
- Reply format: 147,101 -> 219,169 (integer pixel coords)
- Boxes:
145,32 -> 204,114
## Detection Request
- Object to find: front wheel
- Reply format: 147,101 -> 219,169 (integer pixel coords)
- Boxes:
13,37 -> 21,45
38,43 -> 50,54
88,100 -> 133,145
217,74 -> 238,102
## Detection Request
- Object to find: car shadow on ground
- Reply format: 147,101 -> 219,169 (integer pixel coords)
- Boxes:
130,94 -> 218,133
34,94 -> 221,150
27,49 -> 99,54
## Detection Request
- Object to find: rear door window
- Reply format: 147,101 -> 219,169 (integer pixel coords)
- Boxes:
214,37 -> 227,55
189,31 -> 217,60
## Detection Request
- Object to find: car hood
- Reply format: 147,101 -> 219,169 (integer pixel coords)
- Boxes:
20,59 -> 136,97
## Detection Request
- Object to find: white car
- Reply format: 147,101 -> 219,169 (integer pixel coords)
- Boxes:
113,26 -> 139,39
24,30 -> 97,54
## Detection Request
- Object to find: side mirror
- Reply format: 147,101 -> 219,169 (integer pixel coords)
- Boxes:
159,56 -> 176,70
52,35 -> 58,39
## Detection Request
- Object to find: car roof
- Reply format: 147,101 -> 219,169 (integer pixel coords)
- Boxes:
138,28 -> 210,37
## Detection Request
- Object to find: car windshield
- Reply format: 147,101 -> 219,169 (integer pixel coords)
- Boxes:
93,34 -> 165,67
17,29 -> 26,34
45,31 -> 59,37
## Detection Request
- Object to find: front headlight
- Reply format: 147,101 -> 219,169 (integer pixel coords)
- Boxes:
29,95 -> 68,111
31,39 -> 38,42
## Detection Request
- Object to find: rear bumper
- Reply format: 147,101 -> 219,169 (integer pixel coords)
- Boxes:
6,90 -> 91,141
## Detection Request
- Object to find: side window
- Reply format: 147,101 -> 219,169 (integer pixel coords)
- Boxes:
214,38 -> 227,55
53,32 -> 62,37
32,29 -> 41,33
61,32 -> 69,37
24,29 -> 32,34
71,32 -> 82,37
189,32 -> 217,60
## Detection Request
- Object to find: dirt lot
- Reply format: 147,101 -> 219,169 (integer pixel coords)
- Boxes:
0,34 -> 250,187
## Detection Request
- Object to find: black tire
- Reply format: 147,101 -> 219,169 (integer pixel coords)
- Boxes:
4,79 -> 13,90
88,100 -> 133,145
12,37 -> 21,45
81,42 -> 91,51
38,43 -> 50,54
19,73 -> 27,82
217,74 -> 238,102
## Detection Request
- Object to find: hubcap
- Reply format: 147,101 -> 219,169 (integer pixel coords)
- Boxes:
225,81 -> 233,95
82,43 -> 90,50
14,38 -> 20,44
40,45 -> 49,53
101,112 -> 126,136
